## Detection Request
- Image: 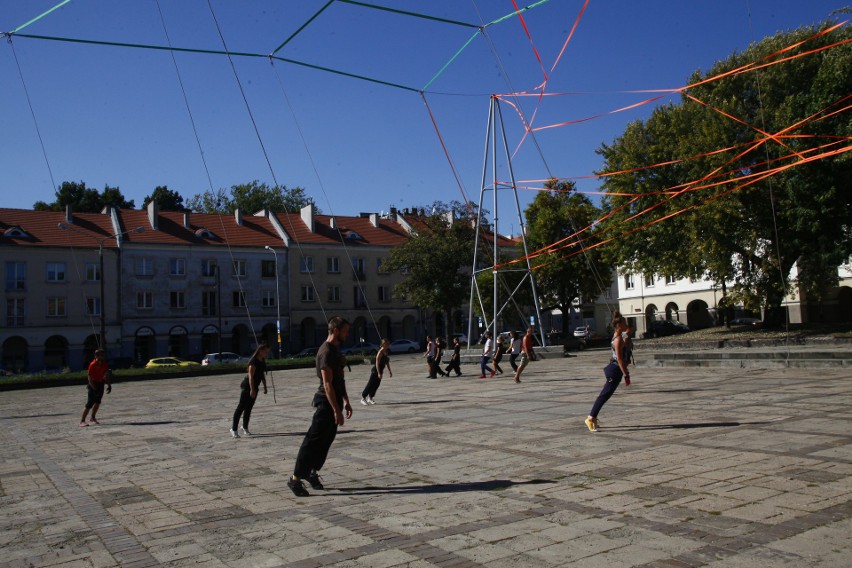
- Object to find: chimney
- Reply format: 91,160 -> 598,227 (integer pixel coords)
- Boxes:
183,211 -> 191,229
301,203 -> 315,233
65,204 -> 73,225
389,206 -> 397,221
146,200 -> 159,230
369,213 -> 379,228
235,208 -> 243,226
329,217 -> 337,230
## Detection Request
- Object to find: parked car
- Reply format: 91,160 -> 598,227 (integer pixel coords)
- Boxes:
573,326 -> 594,340
341,342 -> 380,356
646,320 -> 691,338
730,317 -> 761,326
201,352 -> 246,366
290,347 -> 318,358
450,333 -> 468,346
388,339 -> 420,354
145,357 -> 200,368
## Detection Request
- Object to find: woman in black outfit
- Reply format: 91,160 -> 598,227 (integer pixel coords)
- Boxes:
230,342 -> 270,438
361,339 -> 393,405
444,336 -> 462,376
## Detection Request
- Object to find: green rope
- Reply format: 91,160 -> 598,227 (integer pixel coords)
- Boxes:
421,29 -> 482,92
10,0 -> 73,34
336,0 -> 479,28
270,0 -> 335,55
12,32 -> 420,92
484,0 -> 552,28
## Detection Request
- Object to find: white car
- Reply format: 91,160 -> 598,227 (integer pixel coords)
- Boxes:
201,352 -> 246,365
388,339 -> 420,354
573,326 -> 593,340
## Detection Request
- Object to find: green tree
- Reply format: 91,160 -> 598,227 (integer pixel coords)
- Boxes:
143,186 -> 186,211
524,180 -> 612,335
185,181 -> 316,214
382,206 -> 476,336
33,181 -> 135,212
597,21 -> 852,322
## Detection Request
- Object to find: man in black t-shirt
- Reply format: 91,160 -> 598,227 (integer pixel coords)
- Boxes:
288,317 -> 352,497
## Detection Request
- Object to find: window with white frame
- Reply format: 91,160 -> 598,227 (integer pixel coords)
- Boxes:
261,260 -> 276,278
232,259 -> 247,278
5,262 -> 26,291
232,290 -> 247,308
6,298 -> 25,326
301,286 -> 315,302
170,258 -> 186,276
354,287 -> 366,308
327,257 -> 340,274
665,274 -> 677,285
202,291 -> 216,315
137,291 -> 153,309
624,273 -> 635,290
170,291 -> 185,309
202,259 -> 217,277
378,285 -> 391,302
352,258 -> 365,279
645,274 -> 655,287
262,290 -> 276,307
47,262 -> 66,282
328,286 -> 341,303
47,297 -> 66,317
376,258 -> 388,274
300,256 -> 314,274
135,257 -> 154,276
86,262 -> 101,282
86,297 -> 101,316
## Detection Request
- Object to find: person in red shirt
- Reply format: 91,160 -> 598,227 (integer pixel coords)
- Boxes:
80,349 -> 111,427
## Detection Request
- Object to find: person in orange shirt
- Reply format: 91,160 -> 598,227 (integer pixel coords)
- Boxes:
80,349 -> 111,426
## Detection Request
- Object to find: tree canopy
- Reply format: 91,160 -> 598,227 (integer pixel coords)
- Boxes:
185,181 -> 316,214
33,181 -> 135,212
596,21 -> 852,319
524,180 -> 612,333
142,186 -> 185,211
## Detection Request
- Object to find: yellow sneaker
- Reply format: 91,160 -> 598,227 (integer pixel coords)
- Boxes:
584,417 -> 598,432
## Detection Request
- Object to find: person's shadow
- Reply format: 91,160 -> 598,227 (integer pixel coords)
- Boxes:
604,421 -> 769,431
333,478 -> 552,496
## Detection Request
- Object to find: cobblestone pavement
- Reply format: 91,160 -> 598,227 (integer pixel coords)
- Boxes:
1,348 -> 850,567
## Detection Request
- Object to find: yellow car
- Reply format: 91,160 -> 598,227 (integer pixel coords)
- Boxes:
145,357 -> 200,368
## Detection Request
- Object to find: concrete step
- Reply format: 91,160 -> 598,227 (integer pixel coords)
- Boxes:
637,350 -> 852,368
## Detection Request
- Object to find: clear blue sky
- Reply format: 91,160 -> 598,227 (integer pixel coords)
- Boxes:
1,0 -> 845,232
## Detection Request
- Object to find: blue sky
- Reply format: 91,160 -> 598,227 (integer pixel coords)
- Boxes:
1,0 -> 845,234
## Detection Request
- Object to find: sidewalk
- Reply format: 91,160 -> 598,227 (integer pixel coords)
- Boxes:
1,349 -> 850,567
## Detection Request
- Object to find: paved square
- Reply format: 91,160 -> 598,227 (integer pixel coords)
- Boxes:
1,348 -> 850,567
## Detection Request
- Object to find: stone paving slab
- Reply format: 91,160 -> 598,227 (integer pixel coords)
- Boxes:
1,349 -> 850,567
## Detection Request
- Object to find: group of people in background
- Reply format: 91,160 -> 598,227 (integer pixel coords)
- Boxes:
77,313 -> 633,499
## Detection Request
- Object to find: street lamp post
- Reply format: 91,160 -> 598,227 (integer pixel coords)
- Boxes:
264,246 -> 282,358
58,223 -> 144,356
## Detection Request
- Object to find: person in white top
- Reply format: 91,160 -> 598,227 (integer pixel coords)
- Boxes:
508,330 -> 522,372
479,331 -> 495,378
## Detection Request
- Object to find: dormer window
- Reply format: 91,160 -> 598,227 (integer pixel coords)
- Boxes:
195,228 -> 215,239
341,229 -> 363,240
2,226 -> 29,238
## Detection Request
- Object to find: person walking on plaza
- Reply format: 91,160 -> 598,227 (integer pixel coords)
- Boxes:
360,339 -> 393,405
424,335 -> 437,378
585,316 -> 632,432
288,317 -> 353,497
434,337 -> 446,377
508,330 -> 522,372
479,331 -> 495,378
80,348 -> 111,426
230,342 -> 270,438
512,326 -> 536,383
492,335 -> 506,375
444,336 -> 463,376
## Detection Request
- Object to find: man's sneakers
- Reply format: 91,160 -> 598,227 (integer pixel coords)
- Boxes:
229,428 -> 240,438
79,421 -> 88,427
367,397 -> 375,405
308,471 -> 324,490
88,417 -> 100,424
479,375 -> 486,378
288,476 -> 310,497
489,371 -> 497,378
360,397 -> 368,405
240,426 -> 252,437
584,417 -> 598,432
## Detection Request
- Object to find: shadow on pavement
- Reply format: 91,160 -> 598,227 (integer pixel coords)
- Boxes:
334,478 -> 553,496
604,421 -> 770,430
